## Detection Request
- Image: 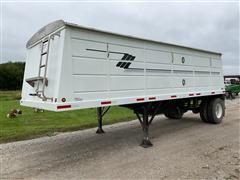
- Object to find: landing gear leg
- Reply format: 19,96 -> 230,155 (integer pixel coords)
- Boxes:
96,107 -> 111,134
140,106 -> 153,148
135,103 -> 162,148
96,107 -> 105,134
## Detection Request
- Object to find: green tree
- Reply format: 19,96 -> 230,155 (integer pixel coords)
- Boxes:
0,61 -> 25,90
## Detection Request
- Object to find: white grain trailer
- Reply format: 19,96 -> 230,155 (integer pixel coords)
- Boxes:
21,20 -> 225,147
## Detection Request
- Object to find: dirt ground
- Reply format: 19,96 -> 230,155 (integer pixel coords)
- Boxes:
1,98 -> 239,180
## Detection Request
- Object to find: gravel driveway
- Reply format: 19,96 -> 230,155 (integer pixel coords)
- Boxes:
1,98 -> 239,180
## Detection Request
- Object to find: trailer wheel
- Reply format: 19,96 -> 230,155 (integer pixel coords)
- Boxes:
164,112 -> 183,119
225,92 -> 230,99
200,101 -> 209,123
233,92 -> 238,97
207,98 -> 225,124
164,106 -> 183,119
192,108 -> 200,114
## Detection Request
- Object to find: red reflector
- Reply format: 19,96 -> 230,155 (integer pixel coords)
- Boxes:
136,98 -> 145,101
189,93 -> 194,96
57,105 -> 71,109
101,101 -> 111,105
171,95 -> 177,98
196,93 -> 201,95
149,97 -> 156,100
211,92 -> 215,94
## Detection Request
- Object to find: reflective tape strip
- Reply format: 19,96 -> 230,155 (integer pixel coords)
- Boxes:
149,97 -> 156,100
57,105 -> 71,109
101,101 -> 111,105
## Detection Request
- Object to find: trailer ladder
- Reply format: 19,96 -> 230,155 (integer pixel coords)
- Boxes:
26,32 -> 60,101
34,37 -> 52,101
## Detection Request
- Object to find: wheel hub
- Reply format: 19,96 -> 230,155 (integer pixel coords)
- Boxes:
215,103 -> 223,118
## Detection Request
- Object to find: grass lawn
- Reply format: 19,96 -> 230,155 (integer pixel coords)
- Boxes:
0,91 -> 136,143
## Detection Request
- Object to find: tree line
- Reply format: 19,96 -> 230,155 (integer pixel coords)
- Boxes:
0,62 -> 25,90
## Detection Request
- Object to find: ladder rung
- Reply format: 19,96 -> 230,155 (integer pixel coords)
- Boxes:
40,65 -> 46,68
41,52 -> 47,56
42,39 -> 49,43
29,93 -> 37,96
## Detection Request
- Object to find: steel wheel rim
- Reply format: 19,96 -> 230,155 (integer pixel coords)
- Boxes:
215,103 -> 223,119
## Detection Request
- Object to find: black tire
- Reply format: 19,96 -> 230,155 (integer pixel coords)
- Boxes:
225,92 -> 230,99
164,106 -> 183,119
200,101 -> 209,123
192,108 -> 200,114
207,98 -> 225,124
164,112 -> 183,119
233,92 -> 238,97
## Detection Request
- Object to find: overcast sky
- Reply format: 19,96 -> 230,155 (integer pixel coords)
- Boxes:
1,1 -> 239,75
